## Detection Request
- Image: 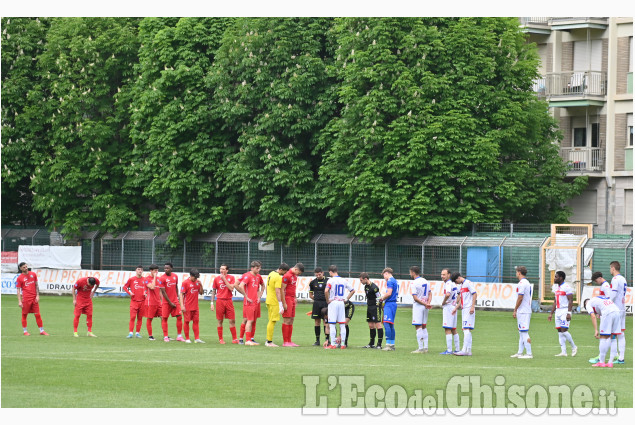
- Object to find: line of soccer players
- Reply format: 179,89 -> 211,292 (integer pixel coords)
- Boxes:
14,260 -> 628,366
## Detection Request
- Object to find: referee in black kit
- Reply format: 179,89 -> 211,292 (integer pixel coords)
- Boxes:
309,267 -> 329,346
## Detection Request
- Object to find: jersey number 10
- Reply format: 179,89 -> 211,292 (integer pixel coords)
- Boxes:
335,285 -> 345,297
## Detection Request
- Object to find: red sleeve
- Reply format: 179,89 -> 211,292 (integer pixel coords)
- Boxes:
180,283 -> 187,294
123,278 -> 132,293
212,277 -> 218,290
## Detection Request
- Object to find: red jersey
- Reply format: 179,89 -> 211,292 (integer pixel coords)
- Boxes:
213,275 -> 236,300
145,275 -> 162,307
123,276 -> 147,302
75,277 -> 100,305
180,279 -> 202,311
282,270 -> 297,298
158,273 -> 179,304
16,271 -> 38,301
239,272 -> 264,305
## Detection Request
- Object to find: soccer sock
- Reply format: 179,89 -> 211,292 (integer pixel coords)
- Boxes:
87,315 -> 93,332
446,334 -> 452,352
289,324 -> 293,342
183,321 -> 190,340
245,331 -> 252,341
377,328 -> 384,346
522,333 -> 532,355
146,318 -> 153,336
422,328 -> 428,349
563,331 -> 575,348
464,330 -> 472,353
329,324 -> 337,345
453,333 -> 460,351
193,321 -> 199,340
610,337 -> 617,362
230,326 -> 237,340
73,316 -> 80,332
161,318 -> 169,337
369,328 -> 376,345
176,315 -> 183,335
21,313 -> 28,328
252,321 -> 256,339
345,325 -> 349,346
599,338 -> 610,363
240,323 -> 246,339
217,326 -> 224,340
35,313 -> 43,328
518,333 -> 524,354
281,324 -> 289,343
384,323 -> 394,345
136,315 -> 143,332
266,320 -> 275,342
416,328 -> 424,349
315,325 -> 321,340
558,333 -> 567,353
340,324 -> 347,346
129,317 -> 135,333
617,333 -> 626,360
324,325 -> 329,339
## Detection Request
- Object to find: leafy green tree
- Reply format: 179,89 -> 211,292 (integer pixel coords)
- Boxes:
126,18 -> 234,243
1,17 -> 50,226
319,17 -> 585,238
209,17 -> 337,243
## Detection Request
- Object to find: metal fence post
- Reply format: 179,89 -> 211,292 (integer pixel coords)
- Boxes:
314,234 -> 322,270
32,228 -> 40,245
459,236 -> 467,274
183,239 -> 187,273
384,240 -> 388,269
281,244 -> 284,265
348,239 -> 353,278
121,231 -> 129,269
152,234 -> 156,265
214,233 -> 222,272
510,223 -> 514,237
247,237 -> 251,269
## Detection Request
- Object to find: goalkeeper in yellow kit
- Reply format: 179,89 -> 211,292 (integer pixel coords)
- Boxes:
265,263 -> 290,347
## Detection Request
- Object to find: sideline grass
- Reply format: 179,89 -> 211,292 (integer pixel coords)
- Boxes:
1,295 -> 632,408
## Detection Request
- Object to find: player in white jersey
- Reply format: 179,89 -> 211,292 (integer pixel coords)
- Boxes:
584,296 -> 621,368
511,266 -> 533,359
324,265 -> 355,349
409,266 -> 432,354
451,272 -> 477,356
440,268 -> 460,355
547,271 -> 577,357
589,270 -> 617,364
610,261 -> 627,364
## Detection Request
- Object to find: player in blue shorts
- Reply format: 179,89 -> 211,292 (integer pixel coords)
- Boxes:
378,267 -> 399,351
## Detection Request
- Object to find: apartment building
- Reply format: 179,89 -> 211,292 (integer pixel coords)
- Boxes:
521,17 -> 633,234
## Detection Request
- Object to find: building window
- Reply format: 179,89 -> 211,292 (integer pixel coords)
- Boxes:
573,128 -> 586,147
591,123 -> 600,147
628,113 -> 633,147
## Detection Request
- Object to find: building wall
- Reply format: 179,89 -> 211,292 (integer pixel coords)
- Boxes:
616,36 -> 631,94
562,41 -> 573,72
615,113 -> 627,170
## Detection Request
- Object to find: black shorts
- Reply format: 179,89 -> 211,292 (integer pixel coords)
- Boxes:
366,305 -> 382,323
311,301 -> 328,320
345,302 -> 355,320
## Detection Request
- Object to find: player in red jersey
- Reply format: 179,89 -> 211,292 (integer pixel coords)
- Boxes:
144,264 -> 161,340
16,262 -> 49,336
211,264 -> 238,344
73,276 -> 100,337
158,262 -> 184,342
237,261 -> 265,346
281,263 -> 304,347
123,265 -> 148,339
180,268 -> 204,343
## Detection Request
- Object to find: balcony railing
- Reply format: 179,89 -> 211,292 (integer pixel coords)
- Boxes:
560,147 -> 605,172
520,17 -> 550,25
534,71 -> 607,98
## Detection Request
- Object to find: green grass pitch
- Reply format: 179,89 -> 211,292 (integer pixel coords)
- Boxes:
1,294 -> 632,408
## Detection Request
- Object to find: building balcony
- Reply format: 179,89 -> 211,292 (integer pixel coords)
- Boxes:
519,17 -> 551,34
533,71 -> 607,106
549,17 -> 608,30
560,147 -> 605,173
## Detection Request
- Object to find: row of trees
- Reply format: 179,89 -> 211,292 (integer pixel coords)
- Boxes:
1,17 -> 587,244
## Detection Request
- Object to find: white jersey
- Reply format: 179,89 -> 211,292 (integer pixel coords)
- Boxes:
516,278 -> 533,314
599,280 -> 612,297
611,274 -> 627,311
411,277 -> 430,304
459,279 -> 477,310
587,296 -> 619,317
553,282 -> 574,310
326,276 -> 353,302
442,280 -> 458,308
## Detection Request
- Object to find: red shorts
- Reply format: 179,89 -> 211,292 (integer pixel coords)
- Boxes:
162,303 -> 181,318
215,299 -> 235,320
130,300 -> 145,318
74,303 -> 93,316
184,309 -> 200,322
282,296 -> 296,318
243,302 -> 261,321
21,299 -> 40,315
145,304 -> 161,318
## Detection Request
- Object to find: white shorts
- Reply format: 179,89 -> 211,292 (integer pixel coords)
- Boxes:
461,308 -> 475,329
442,305 -> 457,329
517,312 -> 531,332
599,312 -> 621,336
619,310 -> 626,331
412,303 -> 429,326
327,301 -> 345,324
554,308 -> 570,330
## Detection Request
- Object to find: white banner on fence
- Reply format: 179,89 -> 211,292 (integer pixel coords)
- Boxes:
581,285 -> 633,314
1,269 -> 540,310
1,251 -> 19,273
18,246 -> 81,270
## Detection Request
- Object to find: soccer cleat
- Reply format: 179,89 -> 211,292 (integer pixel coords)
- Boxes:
23,331 -> 30,336
73,332 -> 79,338
571,347 -> 578,357
518,354 -> 533,359
40,331 -> 49,336
606,363 -> 614,368
312,341 -> 321,346
126,333 -> 134,339
245,340 -> 259,346
375,345 -> 383,350
219,339 -> 226,345
176,336 -> 185,342
615,359 -> 625,364
87,331 -> 97,337
185,339 -> 192,344
325,345 -> 337,349
383,345 -> 395,351
288,342 -> 299,347
411,349 -> 426,354
464,352 -> 473,356
588,356 -> 600,364
453,351 -> 468,356
265,342 -> 278,347
555,352 -> 567,357
164,336 -> 170,342
232,339 -> 239,344
363,344 -> 375,349
136,332 -> 142,338
440,350 -> 454,355
592,362 -> 607,368
510,353 -> 522,358
423,348 -> 429,353
195,339 -> 205,344
340,345 -> 347,349
148,336 -> 155,341
238,339 -> 245,345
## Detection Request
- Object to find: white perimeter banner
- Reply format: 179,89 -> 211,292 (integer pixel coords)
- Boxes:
581,285 -> 633,314
18,246 -> 81,270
